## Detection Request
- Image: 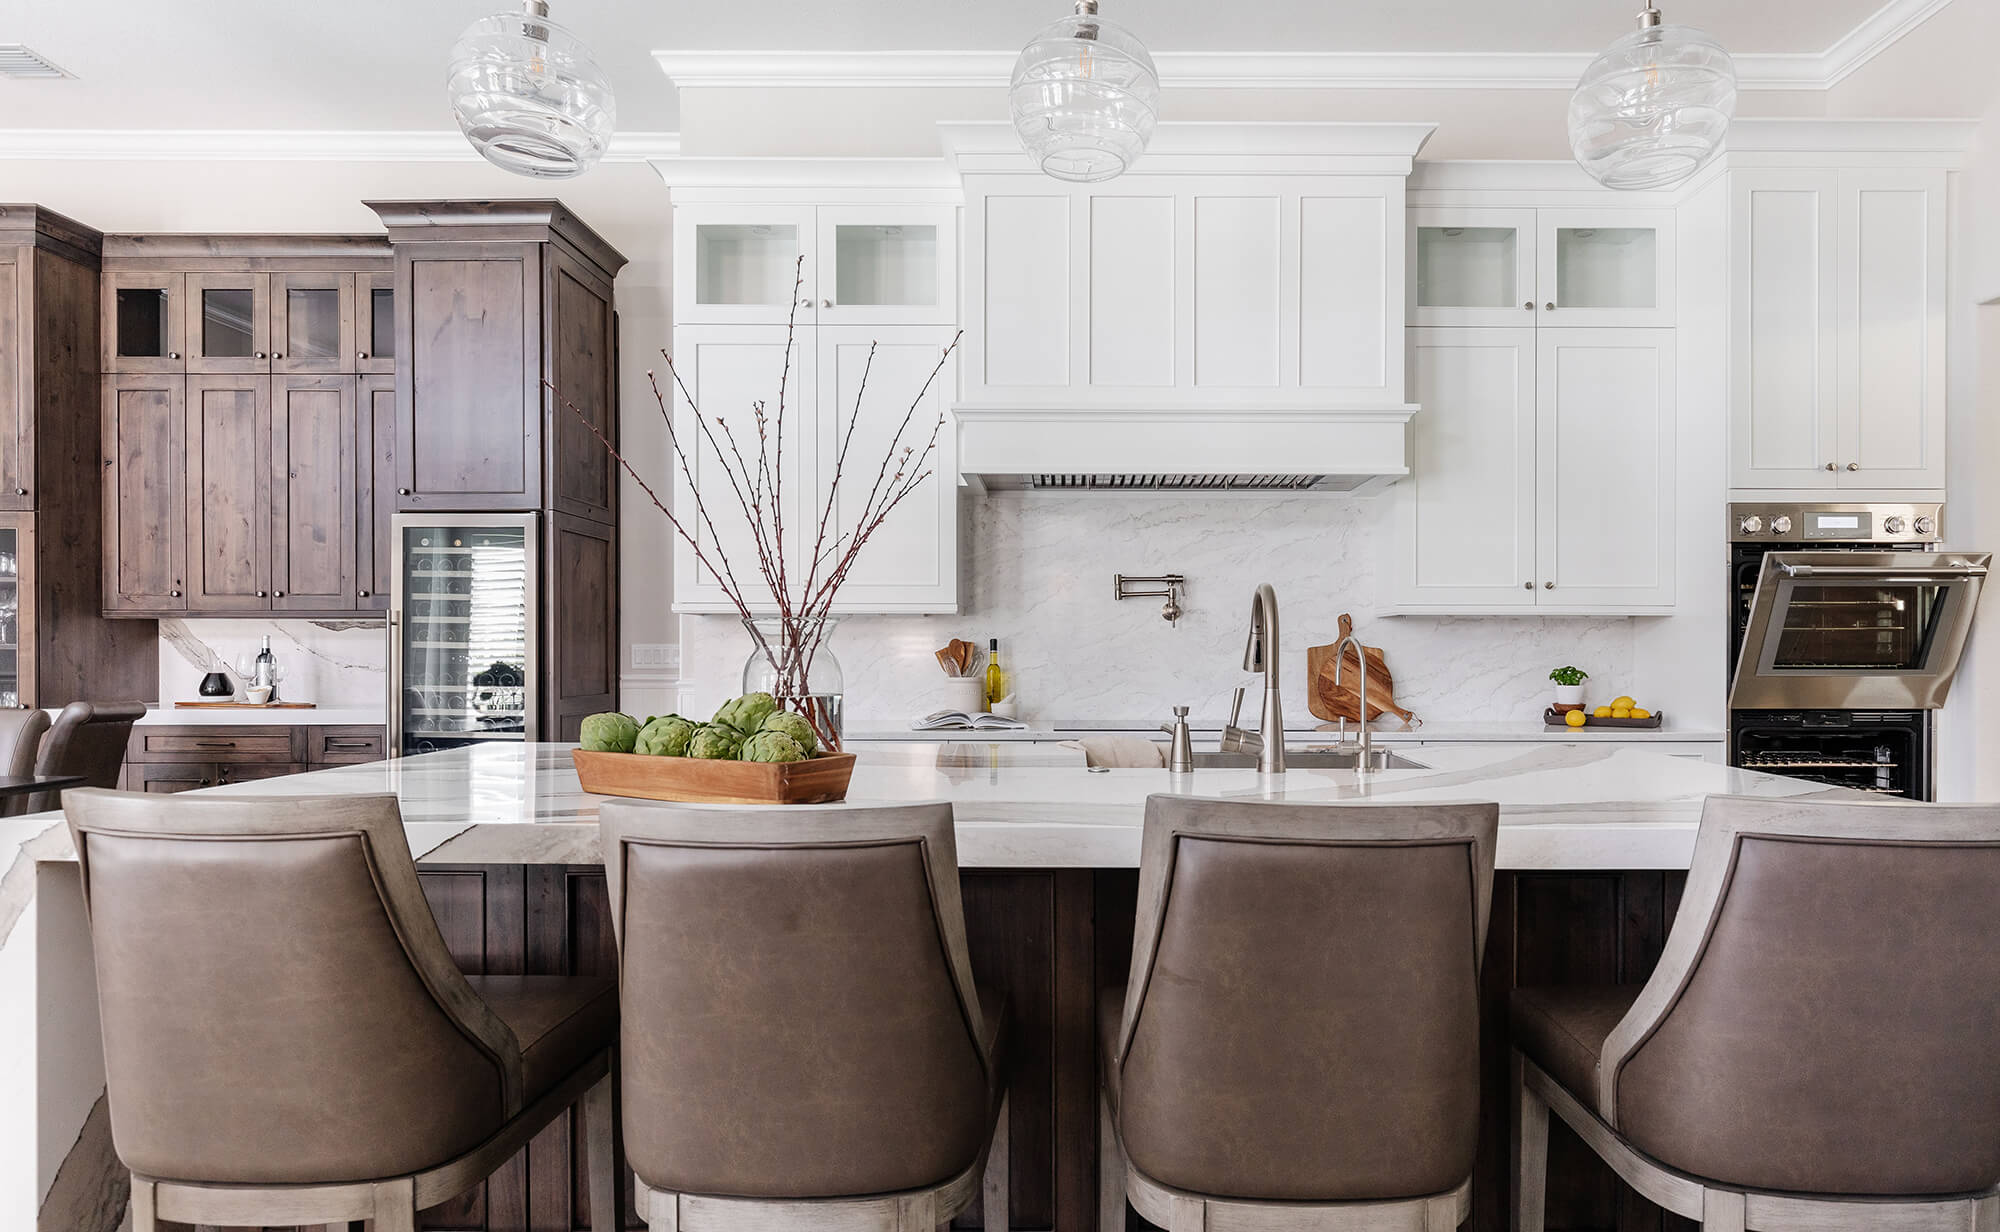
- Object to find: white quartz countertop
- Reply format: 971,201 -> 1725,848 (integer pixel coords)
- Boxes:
842,718 -> 1726,744
5,740 -> 1846,879
135,706 -> 387,726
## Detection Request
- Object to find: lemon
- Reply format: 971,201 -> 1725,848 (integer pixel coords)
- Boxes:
1593,706 -> 1613,718
1612,695 -> 1636,710
1612,707 -> 1632,719
1564,709 -> 1587,728
1630,708 -> 1652,720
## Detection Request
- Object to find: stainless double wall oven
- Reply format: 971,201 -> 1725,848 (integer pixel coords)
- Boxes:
1727,502 -> 1989,799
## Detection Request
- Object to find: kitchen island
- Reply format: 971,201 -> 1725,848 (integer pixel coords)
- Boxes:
5,741 -> 1844,1232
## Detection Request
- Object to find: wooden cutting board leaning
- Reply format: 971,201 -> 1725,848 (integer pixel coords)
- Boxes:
1306,613 -> 1420,730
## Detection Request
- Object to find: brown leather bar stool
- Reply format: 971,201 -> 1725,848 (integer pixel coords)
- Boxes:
64,788 -> 621,1232
29,700 -> 146,813
599,799 -> 1011,1232
1099,794 -> 1500,1232
0,706 -> 50,817
1513,794 -> 2000,1232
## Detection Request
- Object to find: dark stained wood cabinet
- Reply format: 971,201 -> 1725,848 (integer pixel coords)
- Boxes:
367,200 -> 625,523
545,512 -> 617,741
0,205 -> 159,707
100,236 -> 393,619
123,722 -> 387,796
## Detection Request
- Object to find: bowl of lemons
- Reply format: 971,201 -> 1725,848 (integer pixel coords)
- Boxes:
1551,695 -> 1660,730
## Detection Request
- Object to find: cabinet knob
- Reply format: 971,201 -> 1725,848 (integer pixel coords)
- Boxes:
167,351 -> 180,360
397,487 -> 411,495
1544,302 -> 1555,311
1825,462 -> 1836,471
12,488 -> 23,496
1544,581 -> 1555,589
274,589 -> 285,598
256,590 -> 267,597
254,351 -> 267,359
1522,582 -> 1532,589
358,589 -> 370,597
820,298 -> 832,308
1847,462 -> 1860,471
1524,302 -> 1534,311
357,350 -> 370,360
169,589 -> 181,597
272,352 -> 284,359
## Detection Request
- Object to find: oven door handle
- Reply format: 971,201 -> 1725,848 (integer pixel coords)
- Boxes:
1777,562 -> 1989,580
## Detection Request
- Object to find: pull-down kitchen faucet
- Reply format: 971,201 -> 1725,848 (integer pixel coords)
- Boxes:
1220,583 -> 1285,773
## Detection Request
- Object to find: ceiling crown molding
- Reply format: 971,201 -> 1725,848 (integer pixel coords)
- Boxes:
0,129 -> 682,162
653,0 -> 1955,94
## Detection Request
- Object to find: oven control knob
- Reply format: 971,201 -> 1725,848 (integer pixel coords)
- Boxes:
1737,515 -> 1763,535
1913,515 -> 1935,537
1770,515 -> 1793,535
1882,515 -> 1907,535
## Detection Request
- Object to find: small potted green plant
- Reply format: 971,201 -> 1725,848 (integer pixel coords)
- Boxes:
1548,666 -> 1589,712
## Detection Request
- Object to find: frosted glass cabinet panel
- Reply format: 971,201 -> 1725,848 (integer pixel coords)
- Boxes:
677,204 -> 957,327
1410,209 -> 1538,326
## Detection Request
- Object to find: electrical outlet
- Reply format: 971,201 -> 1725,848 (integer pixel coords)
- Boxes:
630,643 -> 680,672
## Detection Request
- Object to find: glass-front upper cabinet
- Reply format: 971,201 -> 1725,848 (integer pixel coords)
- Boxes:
1537,208 -> 1675,327
103,271 -> 187,372
185,273 -> 271,373
270,272 -> 354,375
674,203 -> 958,327
357,272 -> 395,374
1409,207 -> 1674,328
816,205 -> 955,326
1410,208 -> 1539,327
0,515 -> 27,708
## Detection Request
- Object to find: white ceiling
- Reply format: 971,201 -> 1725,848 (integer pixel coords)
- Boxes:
0,0 -> 1928,135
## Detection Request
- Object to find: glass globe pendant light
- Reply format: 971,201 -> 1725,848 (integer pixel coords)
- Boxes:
1009,0 -> 1161,183
447,0 -> 616,179
1568,2 -> 1737,191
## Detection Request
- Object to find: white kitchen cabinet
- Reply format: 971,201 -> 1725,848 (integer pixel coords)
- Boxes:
1384,327 -> 1674,614
1728,169 -> 1945,490
1409,207 -> 1674,328
963,174 -> 1407,407
1387,328 -> 1538,608
1538,328 -> 1675,608
672,323 -> 960,614
675,203 -> 956,328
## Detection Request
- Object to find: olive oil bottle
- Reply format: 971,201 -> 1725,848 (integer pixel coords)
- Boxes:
984,638 -> 1007,708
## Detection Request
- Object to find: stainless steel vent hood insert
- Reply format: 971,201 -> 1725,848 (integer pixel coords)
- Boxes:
953,405 -> 1416,495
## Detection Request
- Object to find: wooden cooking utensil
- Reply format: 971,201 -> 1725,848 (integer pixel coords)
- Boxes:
935,646 -> 959,676
1306,613 -> 1419,729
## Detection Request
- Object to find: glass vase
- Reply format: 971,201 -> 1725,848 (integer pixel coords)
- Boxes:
740,617 -> 844,749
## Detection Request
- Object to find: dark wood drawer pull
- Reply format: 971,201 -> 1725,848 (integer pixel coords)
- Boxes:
194,740 -> 237,748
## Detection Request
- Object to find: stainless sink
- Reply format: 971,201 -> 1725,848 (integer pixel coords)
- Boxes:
1191,747 -> 1428,771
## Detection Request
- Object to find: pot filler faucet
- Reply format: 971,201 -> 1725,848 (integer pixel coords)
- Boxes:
1220,583 -> 1286,773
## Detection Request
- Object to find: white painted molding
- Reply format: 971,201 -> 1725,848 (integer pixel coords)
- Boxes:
649,156 -> 961,193
939,120 -> 1435,175
1723,116 -> 1980,154
654,2 -> 1957,94
0,129 -> 682,162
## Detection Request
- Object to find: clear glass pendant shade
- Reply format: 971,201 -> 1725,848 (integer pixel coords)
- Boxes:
1568,11 -> 1736,191
1009,2 -> 1160,183
447,2 -> 616,180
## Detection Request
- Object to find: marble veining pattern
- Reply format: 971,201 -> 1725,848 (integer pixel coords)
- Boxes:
681,493 -> 1644,726
158,619 -> 388,708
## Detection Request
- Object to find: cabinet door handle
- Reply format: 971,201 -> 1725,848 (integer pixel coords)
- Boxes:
254,351 -> 267,359
167,351 -> 180,360
357,351 -> 370,360
256,590 -> 267,597
1522,582 -> 1532,589
357,588 -> 370,597
272,352 -> 284,359
1523,302 -> 1534,311
12,488 -> 23,496
1825,462 -> 1836,471
1544,302 -> 1555,311
397,487 -> 411,495
169,589 -> 181,597
1544,581 -> 1555,589
820,298 -> 832,308
273,589 -> 285,598
1847,462 -> 1860,471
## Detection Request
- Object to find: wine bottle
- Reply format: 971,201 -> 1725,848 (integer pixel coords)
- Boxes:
984,638 -> 1006,708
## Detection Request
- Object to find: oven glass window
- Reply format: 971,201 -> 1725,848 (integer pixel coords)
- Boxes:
1771,582 -> 1948,671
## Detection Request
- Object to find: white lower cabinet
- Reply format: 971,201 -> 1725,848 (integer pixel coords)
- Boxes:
672,323 -> 959,614
1386,327 -> 1674,614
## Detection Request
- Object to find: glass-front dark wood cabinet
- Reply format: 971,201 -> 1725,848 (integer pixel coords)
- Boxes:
103,270 -> 186,372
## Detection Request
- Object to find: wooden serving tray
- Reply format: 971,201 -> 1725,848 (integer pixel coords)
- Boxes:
1544,708 -> 1664,731
174,701 -> 318,709
572,749 -> 858,805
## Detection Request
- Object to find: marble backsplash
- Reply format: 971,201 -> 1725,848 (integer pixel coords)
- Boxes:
679,493 -> 1640,726
159,619 -> 389,709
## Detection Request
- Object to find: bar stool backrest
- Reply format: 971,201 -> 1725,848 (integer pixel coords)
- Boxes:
30,701 -> 145,813
600,799 -> 995,1200
1112,795 -> 1499,1202
63,788 -> 522,1185
0,707 -> 50,817
1600,793 -> 2000,1196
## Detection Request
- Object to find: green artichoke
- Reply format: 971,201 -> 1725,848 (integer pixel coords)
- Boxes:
758,710 -> 818,755
713,691 -> 779,735
740,731 -> 807,763
578,712 -> 640,753
634,715 -> 697,757
687,725 -> 745,760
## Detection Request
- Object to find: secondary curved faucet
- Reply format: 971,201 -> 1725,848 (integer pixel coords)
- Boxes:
1220,583 -> 1286,774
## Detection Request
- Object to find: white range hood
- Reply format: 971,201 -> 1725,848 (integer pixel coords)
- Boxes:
953,404 -> 1416,495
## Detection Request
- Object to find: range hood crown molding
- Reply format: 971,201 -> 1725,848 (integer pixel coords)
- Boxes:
940,120 -> 1437,175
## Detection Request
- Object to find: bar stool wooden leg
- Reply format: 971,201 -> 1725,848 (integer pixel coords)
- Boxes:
1701,1189 -> 1746,1232
584,1069 -> 619,1232
371,1177 -> 418,1232
1170,1195 -> 1206,1232
984,1092 -> 1010,1232
129,1178 -> 157,1232
1515,1052 -> 1549,1232
1098,1090 -> 1125,1232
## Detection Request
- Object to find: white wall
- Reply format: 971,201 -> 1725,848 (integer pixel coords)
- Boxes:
0,156 -> 679,710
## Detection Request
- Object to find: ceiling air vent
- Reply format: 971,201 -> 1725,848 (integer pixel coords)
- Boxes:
1017,473 -> 1352,492
0,45 -> 72,78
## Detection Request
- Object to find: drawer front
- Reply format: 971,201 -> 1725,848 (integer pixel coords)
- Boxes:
135,726 -> 299,763
132,763 -> 220,793
216,762 -> 307,784
307,725 -> 387,764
